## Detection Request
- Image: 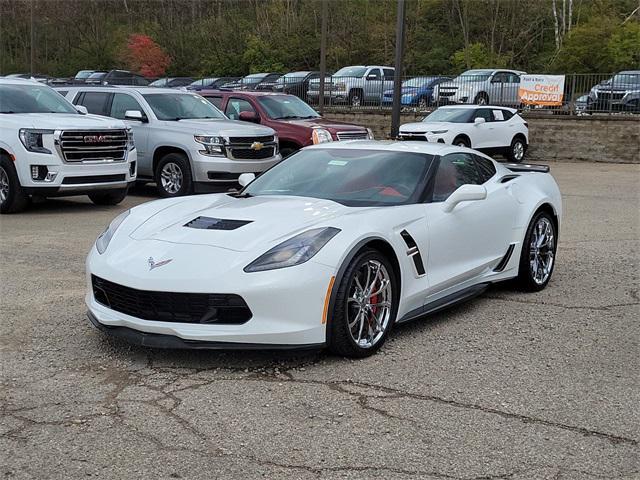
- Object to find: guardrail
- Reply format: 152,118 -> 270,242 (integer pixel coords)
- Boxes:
252,73 -> 640,117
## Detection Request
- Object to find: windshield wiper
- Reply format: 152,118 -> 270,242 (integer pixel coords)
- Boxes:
228,191 -> 253,198
274,115 -> 302,120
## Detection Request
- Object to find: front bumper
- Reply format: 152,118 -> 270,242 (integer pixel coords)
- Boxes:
86,241 -> 334,347
191,151 -> 282,183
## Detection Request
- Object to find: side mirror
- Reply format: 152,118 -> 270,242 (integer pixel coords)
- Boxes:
238,173 -> 256,187
366,74 -> 377,81
474,117 -> 486,125
239,111 -> 260,123
442,184 -> 487,213
125,110 -> 146,122
76,105 -> 88,115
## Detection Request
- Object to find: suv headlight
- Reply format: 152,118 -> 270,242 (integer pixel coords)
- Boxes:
96,210 -> 130,254
19,129 -> 53,154
126,128 -> 135,151
312,128 -> 333,144
244,227 -> 341,272
194,135 -> 225,156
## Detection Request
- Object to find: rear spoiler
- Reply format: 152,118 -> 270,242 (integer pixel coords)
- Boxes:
504,163 -> 550,173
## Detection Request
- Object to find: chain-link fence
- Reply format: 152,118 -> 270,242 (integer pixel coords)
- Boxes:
239,71 -> 640,117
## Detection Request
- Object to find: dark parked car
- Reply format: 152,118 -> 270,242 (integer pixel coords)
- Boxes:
85,70 -> 150,86
588,70 -> 640,112
382,76 -> 451,108
72,70 -> 100,84
223,73 -> 282,91
200,90 -> 372,157
272,71 -> 320,100
149,77 -> 195,88
187,77 -> 241,91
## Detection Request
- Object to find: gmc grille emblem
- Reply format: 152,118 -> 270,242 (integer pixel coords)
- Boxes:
84,135 -> 109,143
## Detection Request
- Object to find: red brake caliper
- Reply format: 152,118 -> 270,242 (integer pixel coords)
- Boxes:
369,279 -> 379,328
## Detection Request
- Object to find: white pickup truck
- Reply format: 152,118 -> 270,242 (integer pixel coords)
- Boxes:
0,78 -> 136,213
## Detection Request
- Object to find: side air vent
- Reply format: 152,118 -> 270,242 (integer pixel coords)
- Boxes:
400,230 -> 426,276
500,174 -> 520,183
494,244 -> 516,272
184,216 -> 252,231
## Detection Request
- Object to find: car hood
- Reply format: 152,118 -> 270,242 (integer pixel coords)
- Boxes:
129,194 -> 350,252
276,117 -> 367,131
2,113 -> 126,130
400,121 -> 450,133
156,119 -> 275,136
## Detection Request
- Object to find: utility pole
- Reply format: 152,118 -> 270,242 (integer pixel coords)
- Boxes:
30,0 -> 35,75
318,0 -> 328,115
390,0 -> 406,138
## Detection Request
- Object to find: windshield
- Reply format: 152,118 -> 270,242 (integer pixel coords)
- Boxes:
278,72 -> 309,83
242,74 -> 266,84
257,95 -> 320,120
423,108 -> 473,123
190,77 -> 216,86
0,84 -> 77,114
404,77 -> 433,88
75,70 -> 94,79
142,93 -> 226,120
244,148 -> 433,206
334,67 -> 367,78
149,78 -> 168,87
456,70 -> 493,82
87,72 -> 106,80
612,73 -> 640,85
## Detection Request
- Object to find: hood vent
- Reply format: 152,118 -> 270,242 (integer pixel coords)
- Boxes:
184,216 -> 252,231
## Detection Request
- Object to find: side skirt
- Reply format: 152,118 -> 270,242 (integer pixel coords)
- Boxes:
396,282 -> 490,324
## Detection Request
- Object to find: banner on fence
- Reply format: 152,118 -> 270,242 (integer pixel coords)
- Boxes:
519,75 -> 566,106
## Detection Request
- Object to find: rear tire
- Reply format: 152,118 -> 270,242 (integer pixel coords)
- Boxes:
155,153 -> 193,197
0,155 -> 29,214
515,211 -> 557,292
88,188 -> 128,206
328,249 -> 398,358
507,136 -> 527,163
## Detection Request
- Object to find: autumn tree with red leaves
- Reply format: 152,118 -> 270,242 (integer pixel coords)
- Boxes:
123,34 -> 171,77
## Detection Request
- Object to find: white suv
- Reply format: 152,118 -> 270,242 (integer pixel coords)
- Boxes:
58,87 -> 281,197
399,105 -> 529,162
0,78 -> 136,214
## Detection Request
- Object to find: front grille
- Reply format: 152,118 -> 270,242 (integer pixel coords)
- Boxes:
399,133 -> 427,141
229,146 -> 275,160
336,131 -> 369,141
62,174 -> 126,185
439,91 -> 456,97
91,275 -> 252,324
59,130 -> 127,163
227,135 -> 274,144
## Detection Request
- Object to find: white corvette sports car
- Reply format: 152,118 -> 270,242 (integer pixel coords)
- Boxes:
86,141 -> 561,357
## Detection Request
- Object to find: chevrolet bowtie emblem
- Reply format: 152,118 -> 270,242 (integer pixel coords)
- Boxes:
148,257 -> 172,271
250,141 -> 264,151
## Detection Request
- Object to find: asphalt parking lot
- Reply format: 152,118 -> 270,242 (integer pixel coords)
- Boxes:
1,162 -> 638,480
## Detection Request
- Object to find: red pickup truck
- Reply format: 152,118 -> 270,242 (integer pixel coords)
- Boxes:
199,90 -> 373,157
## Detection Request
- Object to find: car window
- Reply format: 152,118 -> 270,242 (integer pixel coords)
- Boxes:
225,97 -> 256,120
205,96 -> 224,109
473,155 -> 496,182
492,109 -> 505,121
57,90 -> 68,97
432,153 -> 483,202
505,73 -> 520,84
383,68 -> 395,80
502,110 -> 514,120
110,93 -> 144,119
491,72 -> 506,83
474,108 -> 494,122
0,84 -> 77,114
367,69 -> 382,80
75,92 -> 111,115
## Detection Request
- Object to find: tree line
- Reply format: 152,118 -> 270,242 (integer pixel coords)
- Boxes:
0,0 -> 638,77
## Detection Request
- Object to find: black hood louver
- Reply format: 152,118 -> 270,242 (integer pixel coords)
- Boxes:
184,216 -> 252,230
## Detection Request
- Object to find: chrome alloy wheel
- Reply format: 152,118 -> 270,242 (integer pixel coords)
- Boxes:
347,259 -> 392,349
530,217 -> 555,285
0,166 -> 9,203
513,141 -> 525,161
160,162 -> 183,194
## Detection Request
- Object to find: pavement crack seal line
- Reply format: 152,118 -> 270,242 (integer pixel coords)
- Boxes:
485,295 -> 640,312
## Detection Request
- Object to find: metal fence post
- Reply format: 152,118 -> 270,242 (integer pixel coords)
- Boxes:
318,0 -> 328,116
391,0 -> 406,139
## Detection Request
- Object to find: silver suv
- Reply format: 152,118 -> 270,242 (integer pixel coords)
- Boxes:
307,65 -> 395,106
435,69 -> 526,106
58,87 -> 281,197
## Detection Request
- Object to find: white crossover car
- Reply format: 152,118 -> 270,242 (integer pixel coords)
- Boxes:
86,141 -> 561,357
399,105 -> 529,162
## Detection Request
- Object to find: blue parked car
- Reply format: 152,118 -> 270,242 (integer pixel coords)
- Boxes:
382,76 -> 451,108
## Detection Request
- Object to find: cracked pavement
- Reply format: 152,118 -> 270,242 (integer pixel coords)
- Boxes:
1,162 -> 639,479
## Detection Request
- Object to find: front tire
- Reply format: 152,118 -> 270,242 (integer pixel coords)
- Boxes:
88,188 -> 128,206
155,153 -> 193,197
348,90 -> 363,108
507,136 -> 527,163
328,249 -> 398,358
453,136 -> 470,148
474,92 -> 489,105
516,211 -> 557,292
0,156 -> 29,214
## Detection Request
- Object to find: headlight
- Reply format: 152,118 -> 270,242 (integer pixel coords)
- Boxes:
366,128 -> 374,140
19,129 -> 53,154
194,135 -> 225,156
126,128 -> 135,151
429,130 -> 448,134
96,210 -> 130,254
312,128 -> 333,144
244,227 -> 341,272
